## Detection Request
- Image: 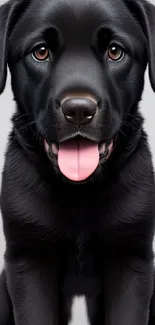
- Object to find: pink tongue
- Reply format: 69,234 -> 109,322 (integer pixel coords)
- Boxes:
58,138 -> 99,181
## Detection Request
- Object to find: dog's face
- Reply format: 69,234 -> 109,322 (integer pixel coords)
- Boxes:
0,0 -> 155,183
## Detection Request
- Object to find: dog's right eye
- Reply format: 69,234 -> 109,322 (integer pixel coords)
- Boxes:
32,45 -> 50,61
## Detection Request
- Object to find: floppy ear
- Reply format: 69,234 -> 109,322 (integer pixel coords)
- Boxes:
0,0 -> 30,94
126,0 -> 155,92
0,1 -> 15,94
0,1 -> 21,95
138,1 -> 155,92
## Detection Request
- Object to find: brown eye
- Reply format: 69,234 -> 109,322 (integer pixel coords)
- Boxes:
33,45 -> 50,61
108,44 -> 124,61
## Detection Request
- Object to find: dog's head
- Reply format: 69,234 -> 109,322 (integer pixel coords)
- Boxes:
0,0 -> 155,183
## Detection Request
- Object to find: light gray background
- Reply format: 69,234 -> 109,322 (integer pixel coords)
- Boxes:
0,0 -> 155,324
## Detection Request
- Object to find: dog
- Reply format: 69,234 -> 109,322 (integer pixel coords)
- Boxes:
0,0 -> 155,324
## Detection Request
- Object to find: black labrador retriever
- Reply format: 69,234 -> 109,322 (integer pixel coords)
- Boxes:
0,0 -> 155,324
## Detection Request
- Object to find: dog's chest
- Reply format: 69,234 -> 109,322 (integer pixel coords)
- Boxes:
62,235 -> 101,296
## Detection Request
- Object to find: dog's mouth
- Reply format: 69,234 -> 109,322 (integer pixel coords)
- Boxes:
44,137 -> 113,182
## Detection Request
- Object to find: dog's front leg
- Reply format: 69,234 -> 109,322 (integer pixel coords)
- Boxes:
5,258 -> 59,325
86,257 -> 154,325
102,258 -> 153,325
0,270 -> 14,325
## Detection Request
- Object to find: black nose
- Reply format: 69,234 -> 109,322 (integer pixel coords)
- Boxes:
61,97 -> 97,125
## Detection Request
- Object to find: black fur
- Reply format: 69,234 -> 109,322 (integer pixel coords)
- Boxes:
0,0 -> 155,324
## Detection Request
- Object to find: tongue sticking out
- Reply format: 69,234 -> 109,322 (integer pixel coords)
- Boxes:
58,138 -> 99,181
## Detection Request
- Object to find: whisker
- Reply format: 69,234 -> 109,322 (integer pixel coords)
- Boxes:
122,120 -> 140,132
127,113 -> 141,121
15,113 -> 33,121
33,130 -> 39,140
117,127 -> 127,138
19,121 -> 35,132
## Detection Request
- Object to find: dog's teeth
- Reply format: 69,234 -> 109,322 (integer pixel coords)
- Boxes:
49,145 -> 53,157
44,140 -> 58,157
44,140 -> 49,153
51,143 -> 58,155
101,149 -> 108,158
99,142 -> 106,155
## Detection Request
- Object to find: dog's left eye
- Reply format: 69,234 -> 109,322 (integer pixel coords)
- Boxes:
32,45 -> 50,61
108,44 -> 124,61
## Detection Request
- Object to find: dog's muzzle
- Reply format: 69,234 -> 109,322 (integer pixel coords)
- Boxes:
44,95 -> 114,182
